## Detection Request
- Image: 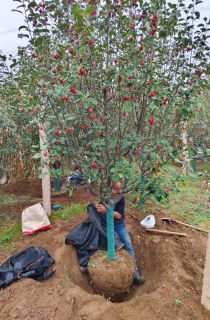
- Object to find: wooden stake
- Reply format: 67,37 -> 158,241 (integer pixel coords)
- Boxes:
201,231 -> 210,310
160,218 -> 208,234
128,211 -> 141,222
172,220 -> 208,234
146,228 -> 187,237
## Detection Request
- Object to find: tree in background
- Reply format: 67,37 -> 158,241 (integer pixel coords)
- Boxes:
0,53 -> 39,180
188,90 -> 210,160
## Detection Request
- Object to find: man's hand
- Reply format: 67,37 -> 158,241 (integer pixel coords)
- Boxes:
96,204 -> 107,214
96,204 -> 121,220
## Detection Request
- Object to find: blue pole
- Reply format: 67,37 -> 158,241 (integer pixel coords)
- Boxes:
106,205 -> 116,260
54,175 -> 60,192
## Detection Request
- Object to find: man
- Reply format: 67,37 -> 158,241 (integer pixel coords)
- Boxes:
68,161 -> 83,185
96,182 -> 145,285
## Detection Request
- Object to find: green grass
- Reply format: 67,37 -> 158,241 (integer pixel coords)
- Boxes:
50,203 -> 87,223
0,192 -> 35,251
0,194 -> 17,205
159,176 -> 210,228
0,193 -> 34,205
0,221 -> 22,251
0,203 -> 87,251
128,168 -> 210,230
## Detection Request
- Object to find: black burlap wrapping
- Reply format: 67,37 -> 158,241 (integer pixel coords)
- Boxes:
65,203 -> 124,267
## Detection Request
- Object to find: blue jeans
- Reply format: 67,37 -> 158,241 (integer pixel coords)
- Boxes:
114,223 -> 136,261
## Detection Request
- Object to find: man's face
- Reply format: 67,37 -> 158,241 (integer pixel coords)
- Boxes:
112,182 -> 121,199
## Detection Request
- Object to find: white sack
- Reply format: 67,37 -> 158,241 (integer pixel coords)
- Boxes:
22,203 -> 52,235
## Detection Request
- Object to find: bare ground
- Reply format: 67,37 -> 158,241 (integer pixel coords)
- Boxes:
0,179 -> 210,320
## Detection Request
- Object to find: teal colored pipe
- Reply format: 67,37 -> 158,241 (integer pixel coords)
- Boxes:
54,176 -> 60,192
106,205 -> 116,260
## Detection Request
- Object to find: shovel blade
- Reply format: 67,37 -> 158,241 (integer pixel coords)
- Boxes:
160,217 -> 174,224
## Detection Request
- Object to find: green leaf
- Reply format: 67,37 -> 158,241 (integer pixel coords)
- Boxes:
159,30 -> 168,38
18,33 -> 30,38
19,25 -> 30,32
89,98 -> 98,105
206,65 -> 210,75
17,4 -> 26,8
174,299 -> 182,306
10,61 -> 18,68
11,9 -> 23,14
168,3 -> 177,9
34,29 -> 50,34
31,37 -> 44,47
48,4 -> 56,12
28,1 -> 37,8
0,55 -> 7,62
195,11 -> 200,19
32,153 -> 41,159
72,4 -> 84,22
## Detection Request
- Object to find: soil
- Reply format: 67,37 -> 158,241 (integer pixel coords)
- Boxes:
0,179 -> 94,219
88,250 -> 135,300
0,179 -> 210,320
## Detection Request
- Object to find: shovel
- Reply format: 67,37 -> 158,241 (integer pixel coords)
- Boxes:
128,212 -> 187,237
160,217 -> 208,234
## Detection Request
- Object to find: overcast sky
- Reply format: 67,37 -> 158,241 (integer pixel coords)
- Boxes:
0,0 -> 210,55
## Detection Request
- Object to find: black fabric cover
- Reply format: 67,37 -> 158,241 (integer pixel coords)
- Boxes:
0,246 -> 55,289
65,203 -> 124,267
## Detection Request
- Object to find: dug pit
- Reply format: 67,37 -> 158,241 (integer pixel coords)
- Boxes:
62,232 -> 170,302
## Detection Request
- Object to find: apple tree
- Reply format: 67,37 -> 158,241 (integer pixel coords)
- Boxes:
4,0 -> 210,258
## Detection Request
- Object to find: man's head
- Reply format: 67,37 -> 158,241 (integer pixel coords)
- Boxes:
112,181 -> 122,198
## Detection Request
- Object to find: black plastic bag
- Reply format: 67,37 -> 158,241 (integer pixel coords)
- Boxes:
0,246 -> 55,289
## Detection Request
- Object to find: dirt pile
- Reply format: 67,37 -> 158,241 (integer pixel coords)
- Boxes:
88,250 -> 135,300
1,216 -> 209,320
1,179 -> 43,198
0,180 -> 210,320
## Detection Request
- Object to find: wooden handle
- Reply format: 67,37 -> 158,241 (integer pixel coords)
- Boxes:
174,220 -> 208,234
146,228 -> 187,237
128,211 -> 141,222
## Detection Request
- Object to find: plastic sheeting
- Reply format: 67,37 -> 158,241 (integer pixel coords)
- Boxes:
0,246 -> 55,289
65,203 -> 124,267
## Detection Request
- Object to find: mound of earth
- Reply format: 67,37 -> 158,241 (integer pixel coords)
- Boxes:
0,179 -> 210,320
88,249 -> 135,300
